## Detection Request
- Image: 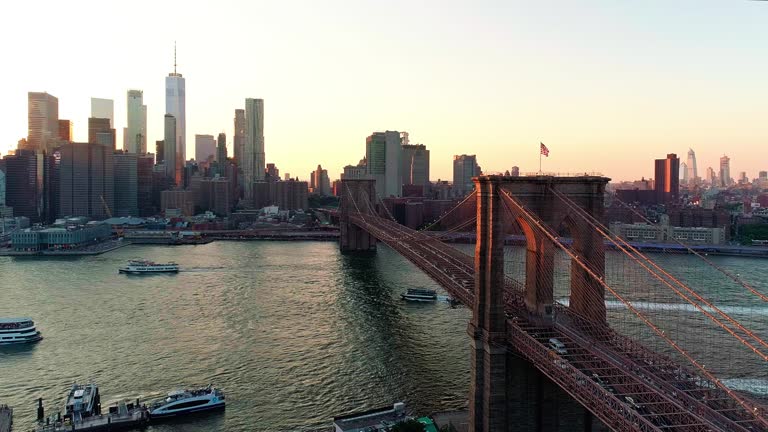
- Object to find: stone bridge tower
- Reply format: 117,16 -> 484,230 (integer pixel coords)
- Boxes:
339,179 -> 378,253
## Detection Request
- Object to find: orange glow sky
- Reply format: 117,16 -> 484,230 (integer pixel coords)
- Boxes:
1,0 -> 767,182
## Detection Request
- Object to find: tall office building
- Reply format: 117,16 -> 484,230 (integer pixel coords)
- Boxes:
28,92 -> 59,153
244,98 -> 265,201
88,117 -> 116,149
155,140 -> 165,164
0,168 -> 5,208
234,109 -> 245,164
719,155 -> 731,187
402,143 -> 430,190
166,49 -> 186,184
195,134 -> 216,163
681,162 -> 689,184
113,152 -> 138,216
453,154 -> 479,197
58,120 -> 73,142
137,154 -> 155,216
706,167 -> 717,185
654,153 -> 680,204
366,131 -> 402,197
266,163 -> 279,180
58,142 -> 114,219
91,98 -> 114,128
313,165 -> 331,196
216,133 -> 227,164
3,150 -> 44,221
126,90 -> 147,153
163,114 -> 178,184
686,148 -> 698,185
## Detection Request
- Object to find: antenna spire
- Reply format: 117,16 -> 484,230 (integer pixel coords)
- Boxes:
174,41 -> 177,74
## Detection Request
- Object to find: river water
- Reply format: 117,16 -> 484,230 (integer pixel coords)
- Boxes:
0,242 -> 470,431
1,241 -> 767,431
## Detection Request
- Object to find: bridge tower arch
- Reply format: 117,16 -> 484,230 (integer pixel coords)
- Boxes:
339,179 -> 378,253
496,176 -> 609,323
470,175 -> 609,432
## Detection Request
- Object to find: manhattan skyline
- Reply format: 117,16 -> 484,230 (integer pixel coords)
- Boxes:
1,0 -> 767,181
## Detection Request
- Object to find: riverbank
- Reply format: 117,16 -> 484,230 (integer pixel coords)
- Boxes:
0,239 -> 129,256
0,231 -> 339,257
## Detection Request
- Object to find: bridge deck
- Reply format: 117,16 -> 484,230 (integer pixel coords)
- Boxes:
350,214 -> 767,432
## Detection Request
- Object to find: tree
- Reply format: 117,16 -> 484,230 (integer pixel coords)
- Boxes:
391,419 -> 426,432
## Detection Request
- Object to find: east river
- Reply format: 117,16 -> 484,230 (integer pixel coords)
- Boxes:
1,241 -> 766,431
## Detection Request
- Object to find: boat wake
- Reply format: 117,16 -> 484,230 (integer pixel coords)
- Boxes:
557,298 -> 768,316
179,266 -> 227,273
720,378 -> 768,396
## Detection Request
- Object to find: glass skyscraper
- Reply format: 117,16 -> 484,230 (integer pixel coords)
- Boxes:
166,55 -> 186,186
163,114 -> 177,184
719,155 -> 731,187
365,131 -> 402,198
686,148 -> 698,185
28,92 -> 59,153
90,98 -> 114,127
244,98 -> 265,202
126,90 -> 147,154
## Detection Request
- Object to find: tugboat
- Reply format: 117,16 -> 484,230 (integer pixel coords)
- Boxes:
400,288 -> 438,302
0,318 -> 43,345
149,385 -> 225,419
119,260 -> 179,274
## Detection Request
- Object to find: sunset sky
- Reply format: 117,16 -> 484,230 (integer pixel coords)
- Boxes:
1,0 -> 767,182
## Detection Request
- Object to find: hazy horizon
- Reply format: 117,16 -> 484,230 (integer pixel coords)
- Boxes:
1,0 -> 767,182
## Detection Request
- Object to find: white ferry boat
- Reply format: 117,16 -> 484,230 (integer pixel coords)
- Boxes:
401,288 -> 437,302
119,260 -> 179,274
149,385 -> 225,418
0,318 -> 43,345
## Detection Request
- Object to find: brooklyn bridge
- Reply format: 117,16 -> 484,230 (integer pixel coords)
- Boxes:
338,175 -> 768,432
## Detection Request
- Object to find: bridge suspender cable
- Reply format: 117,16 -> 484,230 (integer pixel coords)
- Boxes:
550,188 -> 768,360
498,188 -> 768,429
613,197 -> 768,303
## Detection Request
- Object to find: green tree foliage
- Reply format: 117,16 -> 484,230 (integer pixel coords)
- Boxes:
392,419 -> 426,432
308,194 -> 340,209
738,224 -> 768,245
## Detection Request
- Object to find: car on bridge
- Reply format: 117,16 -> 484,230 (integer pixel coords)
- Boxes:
548,338 -> 568,355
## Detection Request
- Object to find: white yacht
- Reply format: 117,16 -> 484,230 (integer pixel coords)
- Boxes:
149,385 -> 225,418
119,260 -> 179,274
0,318 -> 43,345
401,288 -> 438,302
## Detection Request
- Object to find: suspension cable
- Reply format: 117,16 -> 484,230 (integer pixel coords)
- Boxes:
499,188 -> 768,428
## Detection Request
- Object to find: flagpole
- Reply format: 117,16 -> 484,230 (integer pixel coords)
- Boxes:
539,148 -> 542,174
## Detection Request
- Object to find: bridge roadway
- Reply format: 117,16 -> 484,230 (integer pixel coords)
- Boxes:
349,213 -> 766,432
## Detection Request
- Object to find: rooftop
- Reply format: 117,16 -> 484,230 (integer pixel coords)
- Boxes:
0,317 -> 32,324
333,403 -> 407,432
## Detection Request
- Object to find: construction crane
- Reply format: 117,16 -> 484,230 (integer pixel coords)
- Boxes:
100,195 -> 123,238
99,195 -> 113,218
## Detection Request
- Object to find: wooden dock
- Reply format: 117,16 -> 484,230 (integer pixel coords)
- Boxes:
0,405 -> 12,432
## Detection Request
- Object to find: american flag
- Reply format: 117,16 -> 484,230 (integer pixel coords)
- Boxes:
540,142 -> 550,157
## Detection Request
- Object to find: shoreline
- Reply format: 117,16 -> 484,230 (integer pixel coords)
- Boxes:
0,231 -> 339,257
3,229 -> 767,259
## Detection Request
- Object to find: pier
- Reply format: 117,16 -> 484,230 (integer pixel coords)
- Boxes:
0,405 -> 11,432
35,408 -> 148,432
